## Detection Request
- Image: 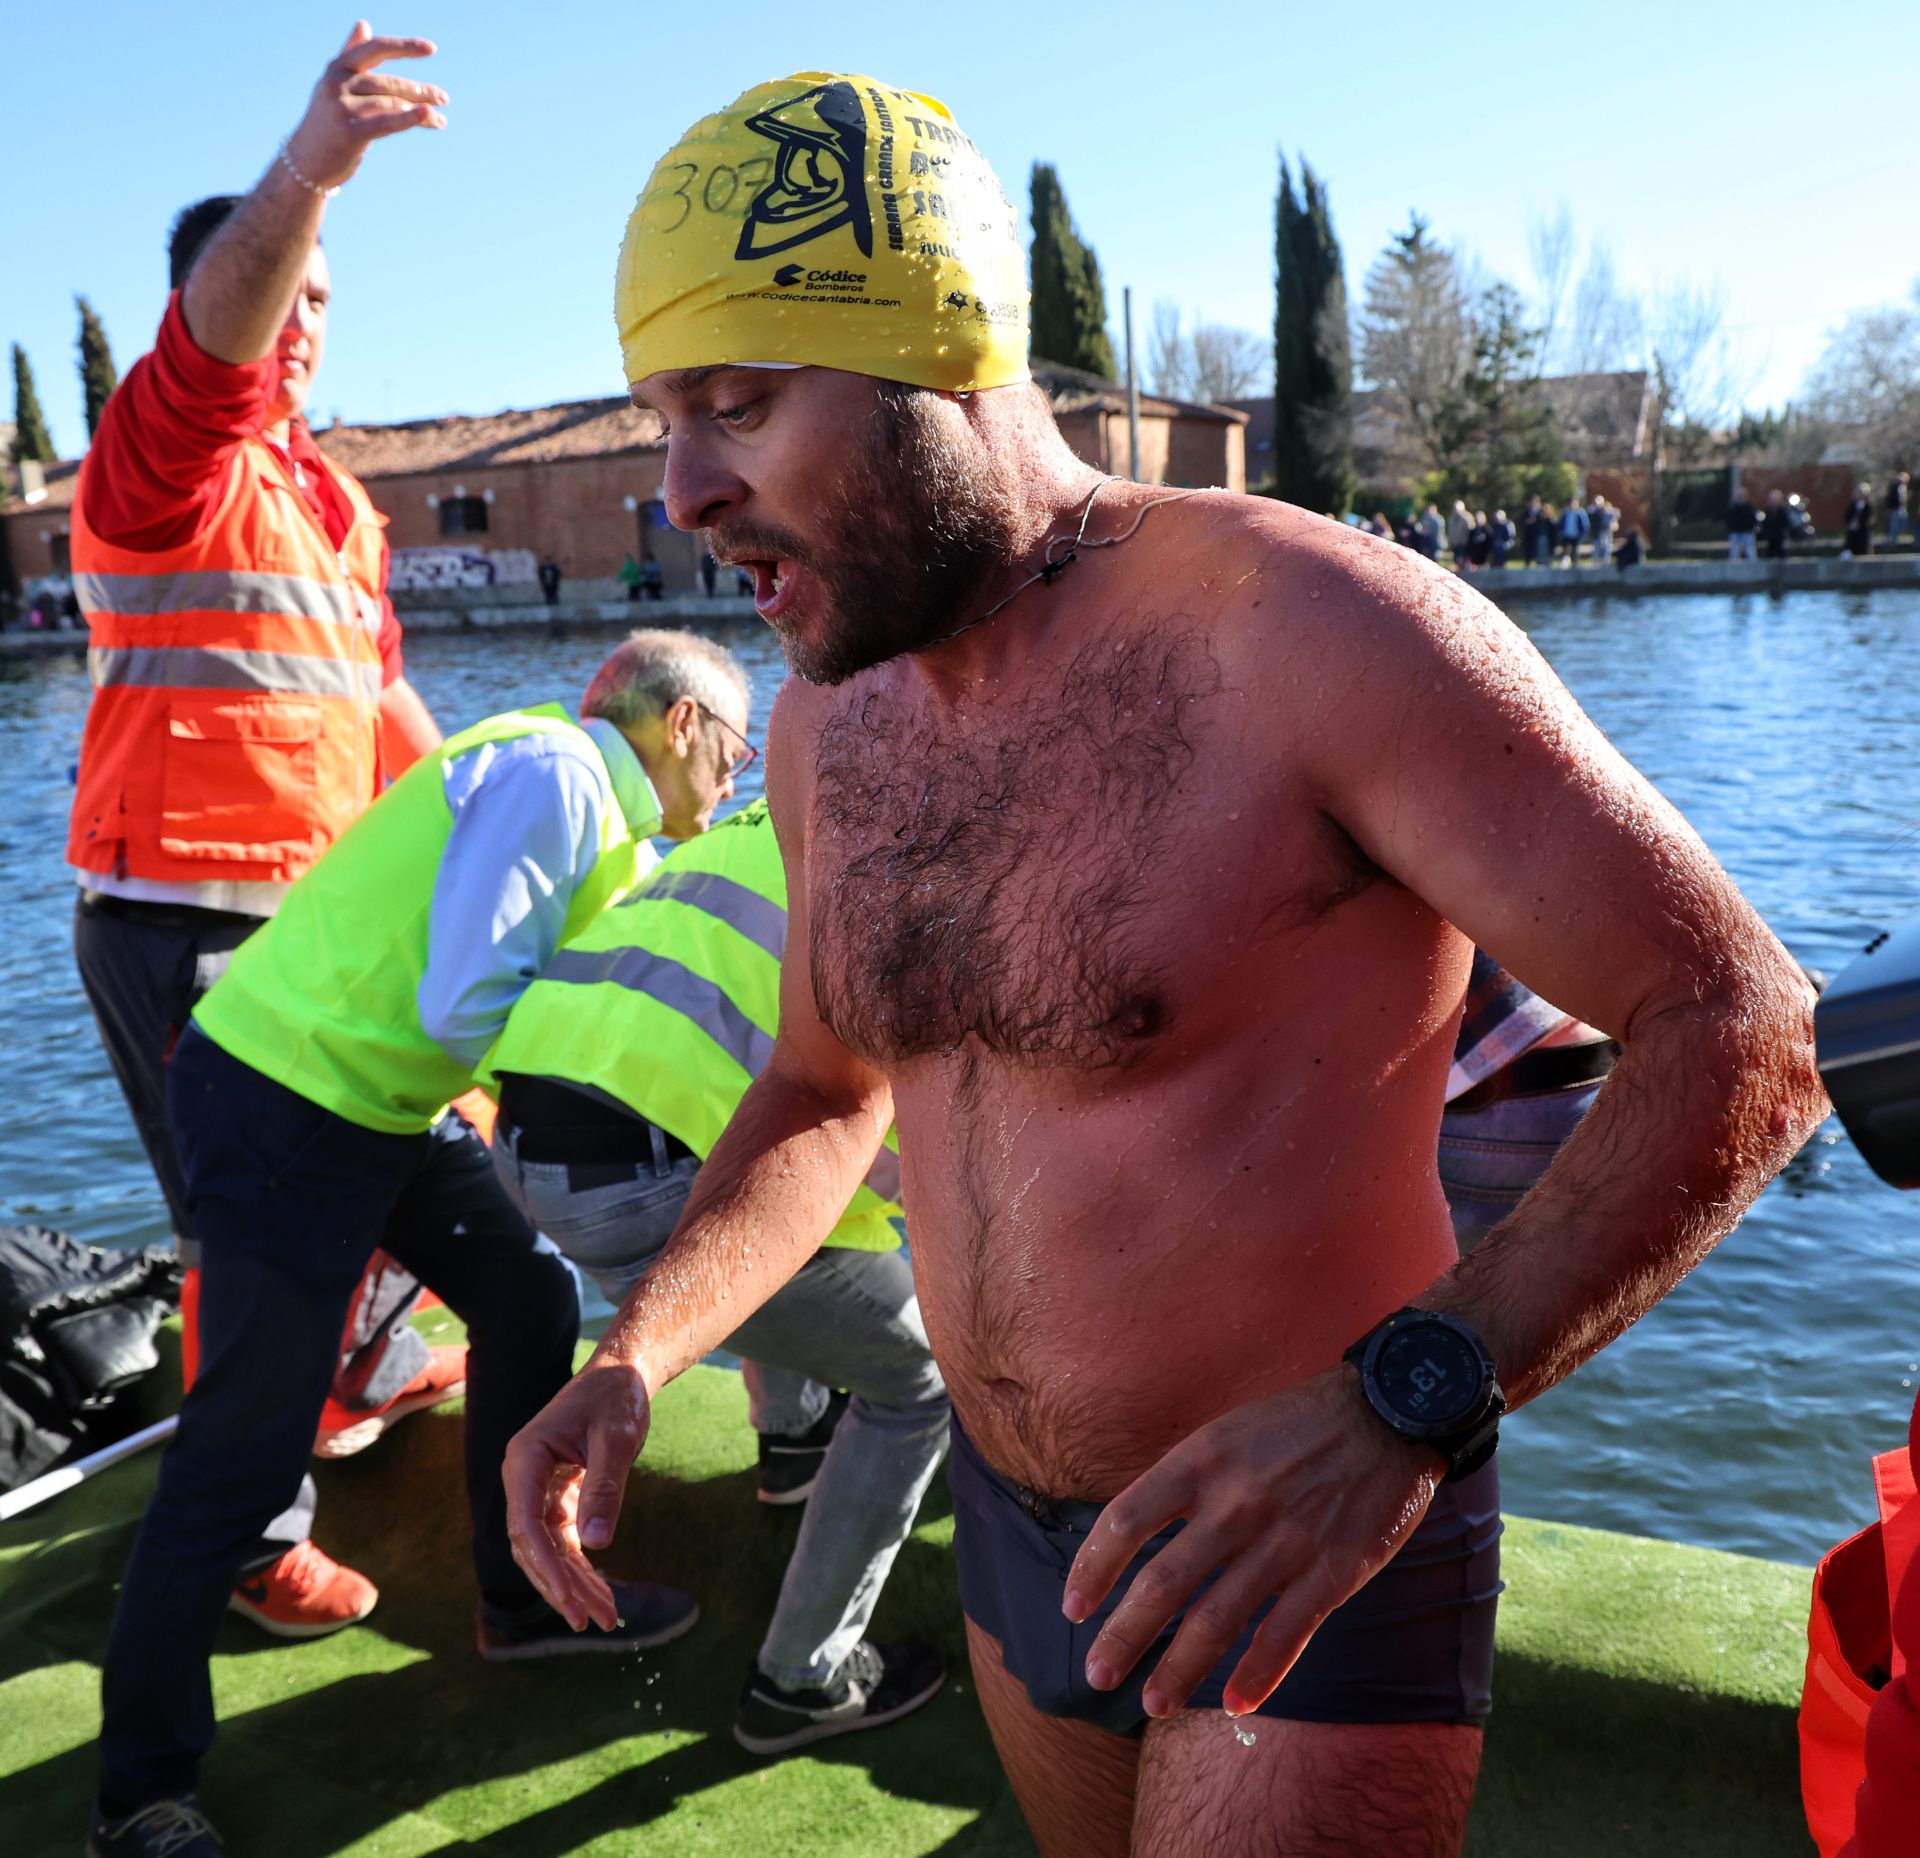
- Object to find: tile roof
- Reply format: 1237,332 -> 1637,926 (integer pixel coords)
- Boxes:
4,457 -> 81,515
317,365 -> 1245,482
314,395 -> 664,479
1034,358 -> 1249,425
5,363 -> 1247,515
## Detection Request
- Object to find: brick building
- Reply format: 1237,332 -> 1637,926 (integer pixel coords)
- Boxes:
5,363 -> 1245,599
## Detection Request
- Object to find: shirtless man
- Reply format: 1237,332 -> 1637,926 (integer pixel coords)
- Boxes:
504,74 -> 1826,1855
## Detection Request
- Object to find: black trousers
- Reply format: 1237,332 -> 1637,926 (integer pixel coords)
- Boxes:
73,895 -> 431,1554
99,1028 -> 580,1810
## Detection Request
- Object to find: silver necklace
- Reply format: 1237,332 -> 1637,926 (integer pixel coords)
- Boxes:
925,477 -> 1206,650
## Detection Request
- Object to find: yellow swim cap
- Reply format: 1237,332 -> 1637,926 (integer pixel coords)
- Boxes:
616,74 -> 1030,394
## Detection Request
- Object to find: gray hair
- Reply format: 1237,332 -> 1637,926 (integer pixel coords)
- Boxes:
580,627 -> 750,730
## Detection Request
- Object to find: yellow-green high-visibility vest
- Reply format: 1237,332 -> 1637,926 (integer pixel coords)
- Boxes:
488,798 -> 903,1251
194,705 -> 643,1134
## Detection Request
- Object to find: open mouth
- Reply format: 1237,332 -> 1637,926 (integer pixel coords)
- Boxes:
747,559 -> 798,622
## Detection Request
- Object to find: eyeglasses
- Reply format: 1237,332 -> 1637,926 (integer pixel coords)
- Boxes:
696,701 -> 758,777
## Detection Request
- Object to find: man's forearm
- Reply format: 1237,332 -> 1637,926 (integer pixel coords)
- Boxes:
1428,961 -> 1826,1408
183,165 -> 327,366
592,1059 -> 891,1393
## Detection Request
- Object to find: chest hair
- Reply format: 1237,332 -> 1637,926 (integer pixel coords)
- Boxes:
811,627 -> 1221,1072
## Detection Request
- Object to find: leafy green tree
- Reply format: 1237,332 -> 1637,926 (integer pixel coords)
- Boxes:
1272,155 -> 1354,513
10,345 -> 55,464
1028,163 -> 1116,378
1357,215 -> 1471,478
1429,283 -> 1567,514
76,296 -> 119,440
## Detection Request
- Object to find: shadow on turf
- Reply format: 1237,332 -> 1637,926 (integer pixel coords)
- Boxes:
2,1399 -> 1022,1855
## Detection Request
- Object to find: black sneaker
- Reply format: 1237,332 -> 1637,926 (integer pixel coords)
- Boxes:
88,1796 -> 223,1856
733,1638 -> 947,1755
756,1389 -> 849,1506
476,1578 -> 700,1662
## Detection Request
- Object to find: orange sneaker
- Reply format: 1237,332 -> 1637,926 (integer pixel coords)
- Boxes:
228,1539 -> 378,1638
314,1343 -> 469,1459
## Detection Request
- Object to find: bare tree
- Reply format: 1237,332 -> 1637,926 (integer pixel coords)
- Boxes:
1187,325 -> 1266,402
1147,298 -> 1190,398
1563,237 -> 1643,379
1801,288 -> 1920,475
1357,215 -> 1473,478
1527,203 -> 1577,365
1643,281 -> 1751,549
1646,281 -> 1744,440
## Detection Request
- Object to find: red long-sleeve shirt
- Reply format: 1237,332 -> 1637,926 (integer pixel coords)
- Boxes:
83,291 -> 404,685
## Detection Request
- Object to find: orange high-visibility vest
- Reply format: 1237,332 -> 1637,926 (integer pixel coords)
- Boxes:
66,435 -> 388,888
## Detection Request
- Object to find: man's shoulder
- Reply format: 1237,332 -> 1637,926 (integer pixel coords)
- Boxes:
1152,491 -> 1474,647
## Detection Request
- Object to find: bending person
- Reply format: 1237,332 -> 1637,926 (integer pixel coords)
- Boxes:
89,628 -> 749,1858
489,796 -> 950,1753
505,73 -> 1823,1858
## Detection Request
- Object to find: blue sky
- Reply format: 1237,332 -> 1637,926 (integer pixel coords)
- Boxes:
5,1 -> 1901,459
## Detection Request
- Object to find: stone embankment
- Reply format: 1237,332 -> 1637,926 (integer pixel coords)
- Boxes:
8,555 -> 1919,659
1488,555 -> 1920,599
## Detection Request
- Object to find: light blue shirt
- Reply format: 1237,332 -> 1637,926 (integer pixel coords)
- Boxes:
417,716 -> 663,1069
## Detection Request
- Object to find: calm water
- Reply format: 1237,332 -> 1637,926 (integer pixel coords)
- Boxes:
3,591 -> 1917,1565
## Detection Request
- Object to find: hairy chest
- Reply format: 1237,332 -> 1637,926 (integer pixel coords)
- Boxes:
806,627 -> 1371,1074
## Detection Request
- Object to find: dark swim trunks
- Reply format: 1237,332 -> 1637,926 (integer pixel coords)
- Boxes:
948,1412 -> 1502,1735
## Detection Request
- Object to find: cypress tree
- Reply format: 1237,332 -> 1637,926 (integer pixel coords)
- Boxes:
1028,163 -> 1117,379
11,344 -> 55,464
1272,157 -> 1354,514
76,296 -> 119,440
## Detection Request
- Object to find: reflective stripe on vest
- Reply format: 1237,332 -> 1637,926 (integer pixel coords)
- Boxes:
89,644 -> 383,704
66,436 -> 388,888
75,568 -> 372,631
489,798 -> 904,1247
637,868 -> 787,960
193,706 -> 640,1135
537,939 -> 902,1209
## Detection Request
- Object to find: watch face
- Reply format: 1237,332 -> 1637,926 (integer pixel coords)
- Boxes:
1375,1322 -> 1484,1430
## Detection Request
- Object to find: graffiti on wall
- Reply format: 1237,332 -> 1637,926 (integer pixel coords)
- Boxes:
388,547 -> 540,592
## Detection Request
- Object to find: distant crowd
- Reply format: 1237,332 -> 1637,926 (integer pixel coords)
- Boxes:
1357,495 -> 1641,573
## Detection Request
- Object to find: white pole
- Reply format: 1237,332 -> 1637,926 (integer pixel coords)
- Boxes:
0,1415 -> 178,1522
1124,286 -> 1142,482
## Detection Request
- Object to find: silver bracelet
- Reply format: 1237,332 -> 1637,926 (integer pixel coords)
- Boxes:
275,137 -> 341,200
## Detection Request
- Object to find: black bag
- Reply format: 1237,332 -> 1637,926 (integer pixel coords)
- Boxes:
0,1224 -> 180,1492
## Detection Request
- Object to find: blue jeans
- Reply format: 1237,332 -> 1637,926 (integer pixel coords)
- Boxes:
99,1029 -> 579,1812
493,1118 -> 950,1687
1437,1081 -> 1603,1250
1728,532 -> 1756,560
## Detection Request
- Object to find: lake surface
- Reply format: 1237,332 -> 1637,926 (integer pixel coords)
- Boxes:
4,589 -> 1917,1565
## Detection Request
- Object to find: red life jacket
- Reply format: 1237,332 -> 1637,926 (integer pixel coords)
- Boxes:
1801,1398 -> 1920,1857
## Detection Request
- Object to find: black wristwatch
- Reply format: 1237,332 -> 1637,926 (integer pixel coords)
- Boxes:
1343,1308 -> 1504,1482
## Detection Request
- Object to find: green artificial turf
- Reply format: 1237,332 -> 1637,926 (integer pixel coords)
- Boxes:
0,1315 -> 1820,1855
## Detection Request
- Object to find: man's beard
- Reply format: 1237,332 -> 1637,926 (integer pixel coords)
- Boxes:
712,383 -> 1018,686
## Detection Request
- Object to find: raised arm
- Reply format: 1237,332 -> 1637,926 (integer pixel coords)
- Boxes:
1065,521 -> 1827,1716
184,22 -> 445,365
502,681 -> 895,1628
